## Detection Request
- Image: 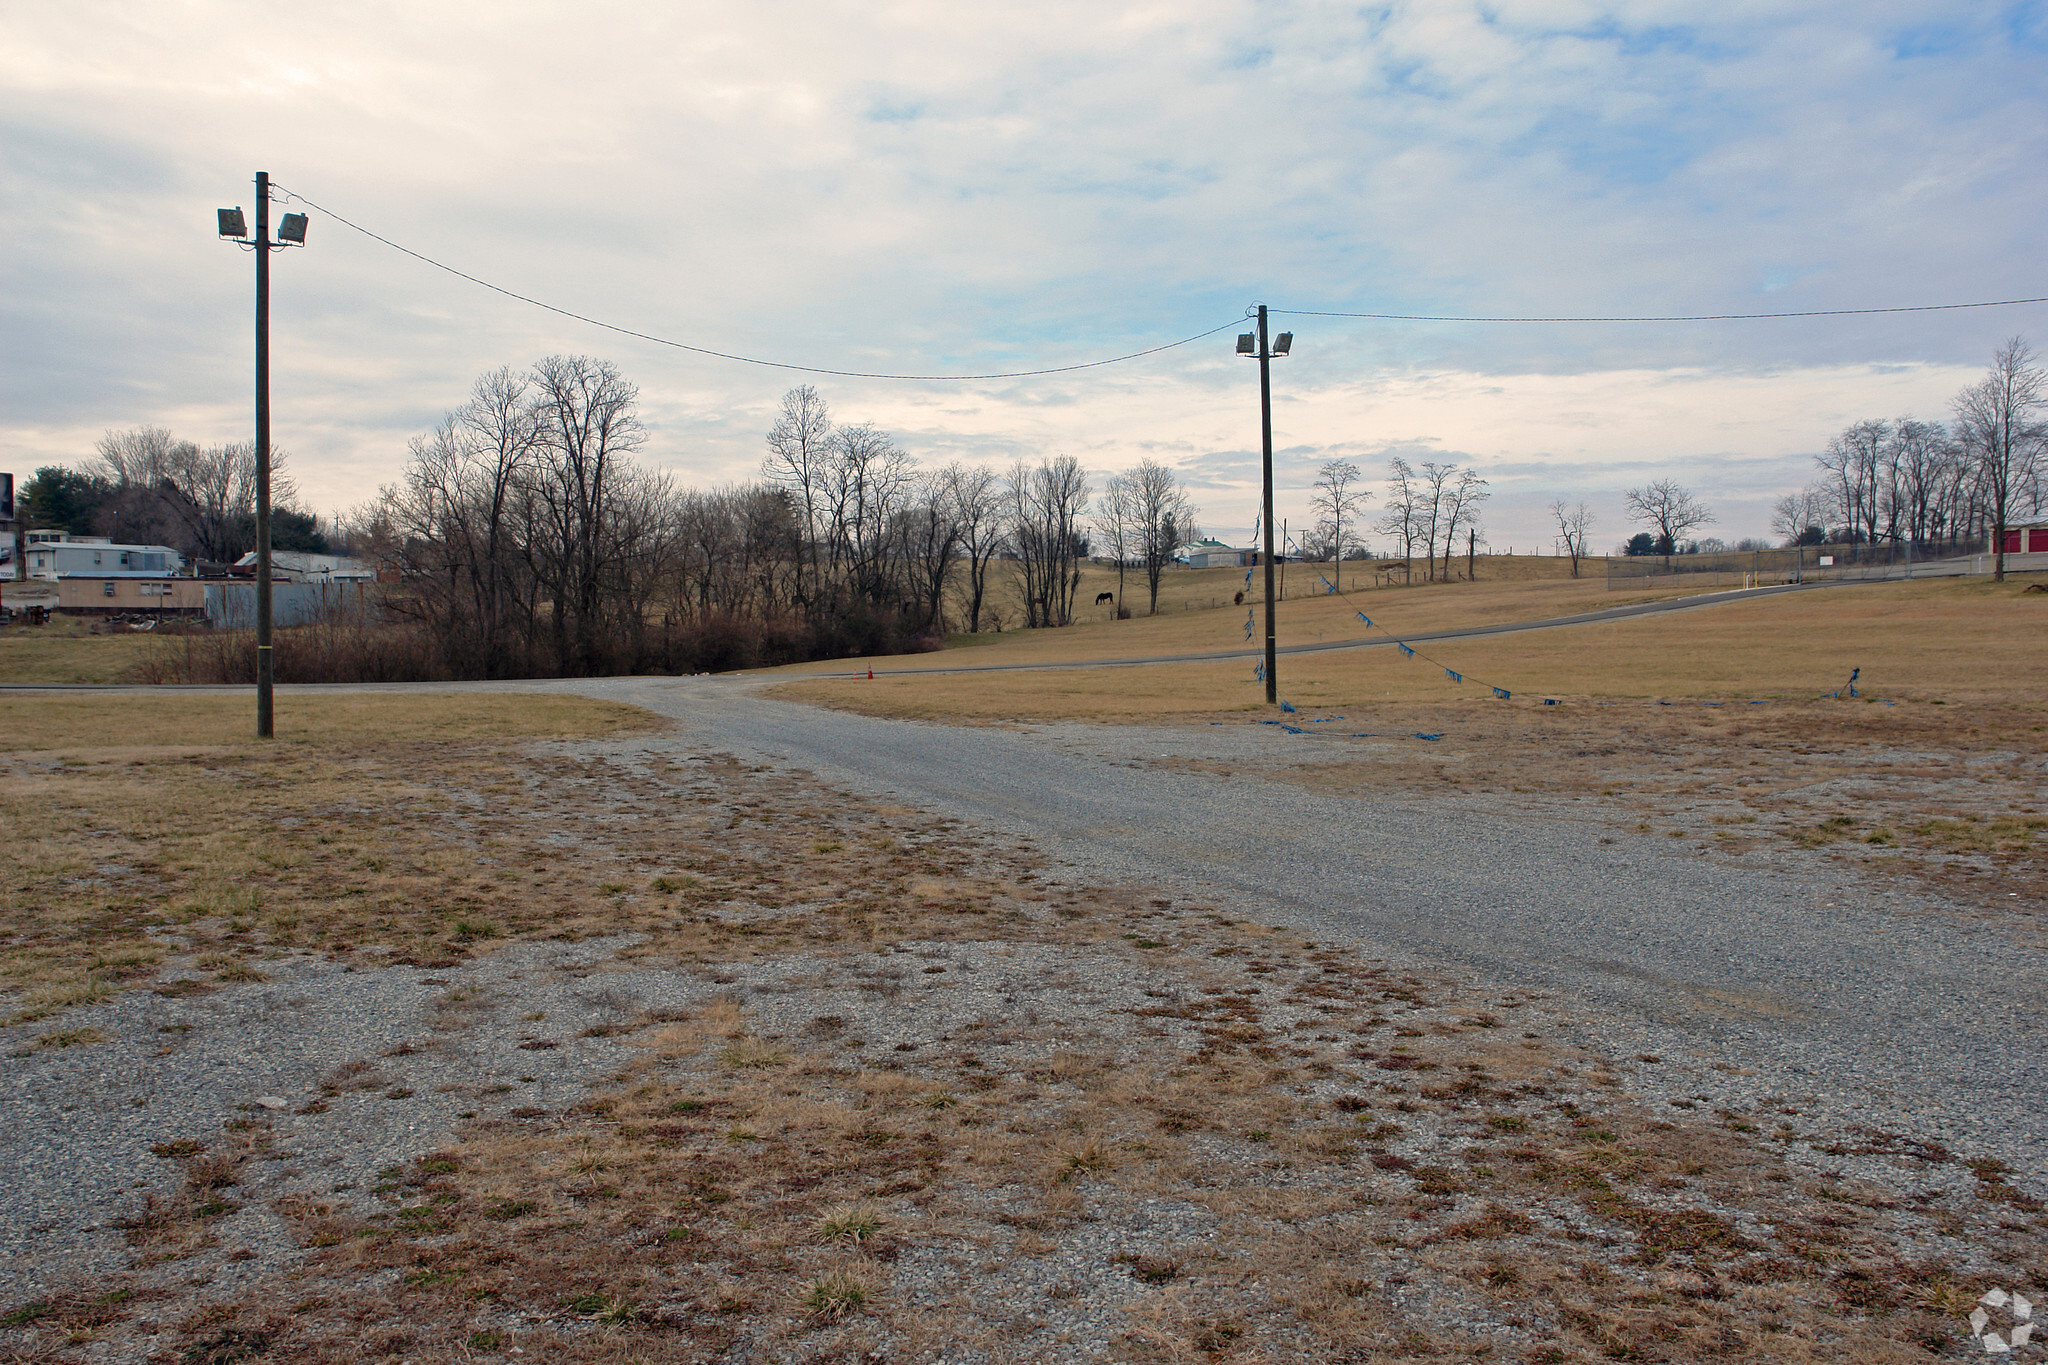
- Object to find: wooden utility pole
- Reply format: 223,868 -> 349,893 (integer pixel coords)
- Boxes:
1258,305 -> 1277,705
254,171 -> 274,738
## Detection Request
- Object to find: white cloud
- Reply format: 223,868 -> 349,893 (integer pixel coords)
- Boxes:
2,0 -> 2043,548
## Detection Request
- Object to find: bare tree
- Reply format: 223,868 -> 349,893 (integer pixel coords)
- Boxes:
944,463 -> 1005,633
761,385 -> 834,608
1439,468 -> 1490,581
1007,455 -> 1090,628
1093,469 -> 1136,611
1128,459 -> 1198,615
1624,479 -> 1714,560
1548,497 -> 1595,577
94,425 -> 299,562
527,354 -> 644,673
824,421 -> 914,602
891,470 -> 964,636
1417,461 -> 1455,580
1309,459 -> 1368,590
1770,486 -> 1830,547
1952,336 -> 2046,581
1374,456 -> 1421,580
1815,420 -> 1886,544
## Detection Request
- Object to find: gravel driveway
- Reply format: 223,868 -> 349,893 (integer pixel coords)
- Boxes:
576,674 -> 2045,1182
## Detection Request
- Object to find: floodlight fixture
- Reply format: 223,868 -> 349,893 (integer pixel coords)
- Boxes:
218,207 -> 247,238
1272,332 -> 1293,356
1236,333 -> 1255,355
277,212 -> 308,244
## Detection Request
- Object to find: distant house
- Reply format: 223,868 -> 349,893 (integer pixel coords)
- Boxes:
55,575 -> 206,616
23,533 -> 183,581
1182,539 -> 1255,569
230,550 -> 376,583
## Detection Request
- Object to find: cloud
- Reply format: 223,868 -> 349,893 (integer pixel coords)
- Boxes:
2,0 -> 2043,549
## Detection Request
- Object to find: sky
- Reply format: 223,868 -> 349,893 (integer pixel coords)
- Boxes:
4,0 -> 2046,551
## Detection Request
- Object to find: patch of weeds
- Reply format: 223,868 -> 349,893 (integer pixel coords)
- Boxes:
151,1139 -> 205,1159
801,1269 -> 870,1320
483,1198 -> 536,1221
1487,1114 -> 1528,1132
1059,1139 -> 1111,1178
1115,1253 -> 1181,1284
719,1038 -> 787,1069
452,921 -> 499,940
818,1202 -> 882,1243
2,1302 -> 47,1327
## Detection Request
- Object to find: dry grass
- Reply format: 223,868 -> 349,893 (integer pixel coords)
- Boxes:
3,720 -> 2038,1362
773,576 -> 2045,710
0,693 -> 658,1024
0,691 -> 656,751
775,559 -> 1678,675
0,617 -> 158,685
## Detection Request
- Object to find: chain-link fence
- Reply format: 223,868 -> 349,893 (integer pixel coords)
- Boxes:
1604,539 -> 1987,589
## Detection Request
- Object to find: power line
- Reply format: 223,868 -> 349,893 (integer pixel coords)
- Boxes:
271,184 -> 2048,376
1273,296 -> 2048,323
271,184 -> 1242,381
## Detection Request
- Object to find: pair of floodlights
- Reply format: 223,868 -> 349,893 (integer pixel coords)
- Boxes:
1236,330 -> 1292,355
216,206 -> 308,244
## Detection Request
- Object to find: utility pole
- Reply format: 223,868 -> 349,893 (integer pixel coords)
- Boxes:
254,171 -> 274,738
1257,305 -> 1278,704
1236,307 -> 1292,704
220,173 -> 306,738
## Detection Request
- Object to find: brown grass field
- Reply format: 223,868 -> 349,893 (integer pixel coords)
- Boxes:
0,614 -> 159,685
2,684 -> 2041,1363
1,569 -> 2044,1362
773,576 -> 2045,710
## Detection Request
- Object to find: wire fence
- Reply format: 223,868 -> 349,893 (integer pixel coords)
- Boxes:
1603,539 -> 1987,589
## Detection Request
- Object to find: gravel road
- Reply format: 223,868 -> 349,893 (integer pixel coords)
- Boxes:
577,674 -> 2045,1182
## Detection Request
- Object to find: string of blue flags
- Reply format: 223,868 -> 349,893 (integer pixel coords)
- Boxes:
1354,611 -> 1559,705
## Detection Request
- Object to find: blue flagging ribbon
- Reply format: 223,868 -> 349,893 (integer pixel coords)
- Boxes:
1280,701 -> 1297,713
1353,610 -> 1541,704
1243,608 -> 1255,641
1320,575 -> 1337,594
1414,732 -> 1444,741
1253,660 -> 1265,682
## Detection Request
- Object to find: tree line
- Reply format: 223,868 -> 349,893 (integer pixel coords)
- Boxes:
1776,337 -> 2044,577
17,429 -> 330,562
350,365 -> 1203,677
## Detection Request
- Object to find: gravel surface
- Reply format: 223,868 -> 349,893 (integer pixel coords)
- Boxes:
4,675 -> 2042,1362
577,674 -> 2045,1186
1,932 -> 683,1294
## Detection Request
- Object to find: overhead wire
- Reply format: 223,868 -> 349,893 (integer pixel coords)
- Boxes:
1271,297 -> 2048,323
271,184 -> 2047,379
270,183 -> 1243,381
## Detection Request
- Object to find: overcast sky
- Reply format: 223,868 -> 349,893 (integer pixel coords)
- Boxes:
4,1 -> 2045,550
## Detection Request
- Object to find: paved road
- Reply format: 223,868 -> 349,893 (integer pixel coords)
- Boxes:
792,579 -> 1855,678
585,674 -> 2044,1180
